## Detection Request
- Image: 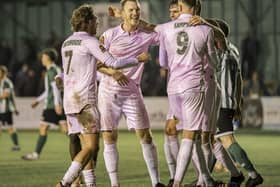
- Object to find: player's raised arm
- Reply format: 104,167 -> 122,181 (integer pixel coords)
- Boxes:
108,5 -> 156,32
206,29 -> 219,70
85,37 -> 149,69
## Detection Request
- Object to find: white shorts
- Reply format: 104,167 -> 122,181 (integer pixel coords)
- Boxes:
168,90 -> 205,131
66,105 -> 100,135
98,85 -> 150,131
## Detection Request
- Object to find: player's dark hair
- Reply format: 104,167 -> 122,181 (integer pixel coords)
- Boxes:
70,4 -> 95,32
181,0 -> 197,7
215,19 -> 230,37
169,0 -> 178,8
181,0 -> 201,15
195,0 -> 201,15
41,48 -> 58,62
120,0 -> 140,8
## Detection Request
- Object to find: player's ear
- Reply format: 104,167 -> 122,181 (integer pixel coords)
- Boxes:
179,4 -> 183,12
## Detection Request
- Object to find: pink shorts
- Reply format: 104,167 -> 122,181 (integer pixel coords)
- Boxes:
210,88 -> 221,134
98,85 -> 150,131
202,81 -> 216,132
66,105 -> 100,135
168,91 -> 205,131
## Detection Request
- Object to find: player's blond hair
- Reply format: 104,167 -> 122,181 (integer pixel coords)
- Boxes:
70,4 -> 95,32
120,0 -> 140,8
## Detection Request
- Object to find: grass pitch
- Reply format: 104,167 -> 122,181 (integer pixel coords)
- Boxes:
0,129 -> 279,187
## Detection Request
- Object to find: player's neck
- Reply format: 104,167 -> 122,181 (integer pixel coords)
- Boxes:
45,62 -> 53,69
122,23 -> 137,32
180,6 -> 194,16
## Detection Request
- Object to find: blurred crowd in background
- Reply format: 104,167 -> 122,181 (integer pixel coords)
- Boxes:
0,30 -> 280,98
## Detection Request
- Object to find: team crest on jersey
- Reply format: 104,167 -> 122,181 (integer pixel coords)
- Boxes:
99,45 -> 106,53
99,36 -> 105,44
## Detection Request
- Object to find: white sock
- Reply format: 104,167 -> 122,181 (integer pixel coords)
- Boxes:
192,146 -> 204,185
103,143 -> 119,187
248,171 -> 258,179
61,161 -> 82,185
202,143 -> 212,168
213,141 -> 240,177
174,139 -> 194,183
82,169 -> 96,187
194,137 -> 214,185
141,141 -> 160,186
164,135 -> 179,179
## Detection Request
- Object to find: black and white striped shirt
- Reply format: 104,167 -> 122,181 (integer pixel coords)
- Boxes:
218,42 -> 241,109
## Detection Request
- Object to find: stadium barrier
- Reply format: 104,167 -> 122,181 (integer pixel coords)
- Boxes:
12,97 -> 280,130
13,97 -> 169,130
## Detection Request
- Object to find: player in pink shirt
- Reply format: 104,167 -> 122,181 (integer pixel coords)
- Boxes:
56,4 -> 149,187
155,0 -> 220,186
97,0 -> 166,187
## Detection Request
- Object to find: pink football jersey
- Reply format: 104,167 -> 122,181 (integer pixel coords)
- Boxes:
61,32 -> 140,114
156,14 -> 218,95
99,25 -> 159,92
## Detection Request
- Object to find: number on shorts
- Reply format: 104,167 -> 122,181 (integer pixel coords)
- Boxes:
65,50 -> 73,74
176,31 -> 189,55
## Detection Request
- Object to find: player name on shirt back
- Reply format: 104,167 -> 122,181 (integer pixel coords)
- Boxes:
63,40 -> 82,48
175,22 -> 189,28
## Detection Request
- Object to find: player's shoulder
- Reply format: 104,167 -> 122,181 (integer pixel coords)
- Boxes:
229,42 -> 240,56
48,65 -> 60,75
102,25 -> 120,38
196,24 -> 213,33
3,78 -> 13,87
156,20 -> 174,31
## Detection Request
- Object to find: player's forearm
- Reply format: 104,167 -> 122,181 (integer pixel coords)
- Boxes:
138,19 -> 156,32
208,52 -> 219,70
51,82 -> 61,106
236,73 -> 243,108
104,57 -> 139,69
97,66 -> 117,77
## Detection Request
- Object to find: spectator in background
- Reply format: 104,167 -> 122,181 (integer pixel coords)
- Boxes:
15,64 -> 38,96
241,31 -> 261,80
246,71 -> 268,98
14,64 -> 29,96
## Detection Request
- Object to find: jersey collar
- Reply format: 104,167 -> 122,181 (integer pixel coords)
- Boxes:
118,24 -> 139,36
178,14 -> 192,20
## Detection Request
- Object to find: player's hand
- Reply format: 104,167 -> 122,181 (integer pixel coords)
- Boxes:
31,101 -> 39,108
108,6 -> 122,18
55,105 -> 63,115
112,71 -> 129,86
189,15 -> 206,26
137,52 -> 150,63
14,110 -> 19,116
97,61 -> 106,69
55,77 -> 63,90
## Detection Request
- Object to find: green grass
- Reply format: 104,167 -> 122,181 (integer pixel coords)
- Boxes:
0,130 -> 279,187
